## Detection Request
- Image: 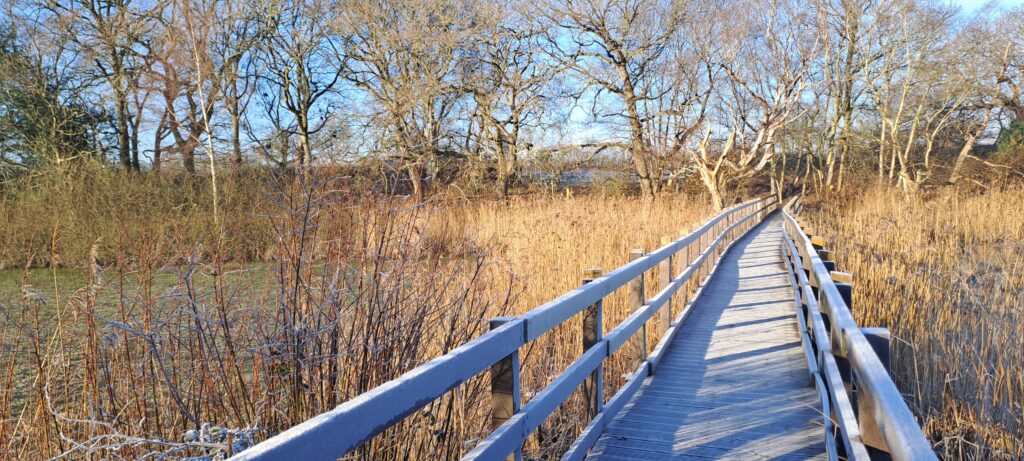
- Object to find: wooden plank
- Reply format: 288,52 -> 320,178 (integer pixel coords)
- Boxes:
586,216 -> 827,461
600,427 -> 827,455
563,361 -> 650,461
592,438 -> 826,461
565,201 -> 779,459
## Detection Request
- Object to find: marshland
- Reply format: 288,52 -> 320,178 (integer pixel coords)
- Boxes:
1,0 -> 1023,459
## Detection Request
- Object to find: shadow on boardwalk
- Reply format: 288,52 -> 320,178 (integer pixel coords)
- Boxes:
587,216 -> 826,461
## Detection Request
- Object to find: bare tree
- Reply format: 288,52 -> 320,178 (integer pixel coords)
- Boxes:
815,0 -> 875,191
536,0 -> 685,199
949,6 -> 1023,184
863,0 -> 963,190
681,0 -> 816,209
213,0 -> 260,167
462,2 -> 559,199
334,0 -> 478,201
46,0 -> 149,171
255,0 -> 339,169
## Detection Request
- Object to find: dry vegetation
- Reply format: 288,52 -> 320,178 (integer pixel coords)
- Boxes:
806,187 -> 1024,460
2,0 -> 1023,457
0,169 -> 713,459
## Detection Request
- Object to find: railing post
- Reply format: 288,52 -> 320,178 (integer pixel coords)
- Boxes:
858,327 -> 893,455
659,236 -> 673,333
678,227 -> 691,306
702,226 -> 710,279
786,232 -> 810,328
831,271 -> 854,312
488,317 -> 522,461
628,250 -> 647,366
826,266 -> 856,419
799,227 -> 816,285
582,268 -> 604,421
819,249 -> 836,272
807,234 -> 827,307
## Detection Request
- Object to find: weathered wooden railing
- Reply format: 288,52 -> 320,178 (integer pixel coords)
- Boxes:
234,196 -> 778,460
780,199 -> 937,461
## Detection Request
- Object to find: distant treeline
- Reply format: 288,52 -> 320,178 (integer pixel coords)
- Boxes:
1,0 -> 1022,206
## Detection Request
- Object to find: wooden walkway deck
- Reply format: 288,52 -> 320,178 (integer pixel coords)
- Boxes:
587,216 -> 827,460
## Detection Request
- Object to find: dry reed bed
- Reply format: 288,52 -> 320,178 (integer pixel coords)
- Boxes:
445,196 -> 714,457
0,176 -> 715,460
0,165 -> 272,269
806,187 -> 1024,460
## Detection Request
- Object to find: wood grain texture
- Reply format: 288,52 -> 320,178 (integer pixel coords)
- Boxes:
587,216 -> 826,460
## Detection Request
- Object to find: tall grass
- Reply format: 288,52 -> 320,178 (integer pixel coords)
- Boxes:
806,186 -> 1024,460
0,168 -> 713,459
444,195 -> 714,457
0,163 -> 271,269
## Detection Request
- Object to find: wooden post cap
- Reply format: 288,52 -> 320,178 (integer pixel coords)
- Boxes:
583,268 -> 604,280
803,227 -> 816,236
661,236 -> 672,246
810,236 -> 826,248
831,271 -> 853,284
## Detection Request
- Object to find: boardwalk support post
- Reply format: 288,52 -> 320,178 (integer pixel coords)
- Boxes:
628,250 -> 647,365
659,236 -> 673,333
582,268 -> 605,420
488,317 -> 522,461
859,327 -> 893,455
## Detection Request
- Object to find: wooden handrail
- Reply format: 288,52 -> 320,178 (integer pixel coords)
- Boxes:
233,196 -> 778,460
780,201 -> 937,461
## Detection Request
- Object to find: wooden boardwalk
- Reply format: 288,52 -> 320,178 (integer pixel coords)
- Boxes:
587,216 -> 826,460
238,198 -> 937,461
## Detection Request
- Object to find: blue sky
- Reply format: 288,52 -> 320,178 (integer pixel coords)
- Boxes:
954,0 -> 1024,12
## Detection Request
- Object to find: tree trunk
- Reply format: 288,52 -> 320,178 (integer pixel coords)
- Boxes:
496,143 -> 515,200
278,135 -> 290,169
628,117 -> 654,199
297,111 -> 311,169
182,145 -> 196,174
115,90 -> 132,171
837,108 -> 854,192
878,124 -> 887,181
623,84 -> 655,199
697,166 -> 723,210
408,162 -> 424,202
153,133 -> 162,174
707,182 -> 724,211
154,111 -> 166,173
130,112 -> 141,172
168,111 -> 198,174
949,109 -> 991,184
497,170 -> 512,200
231,97 -> 243,167
949,132 -> 979,185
